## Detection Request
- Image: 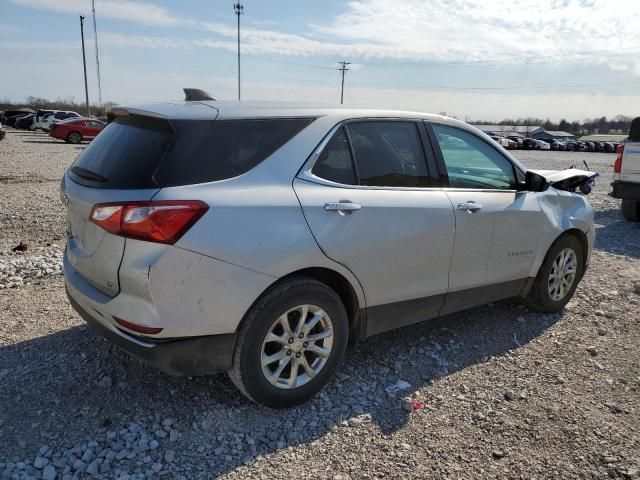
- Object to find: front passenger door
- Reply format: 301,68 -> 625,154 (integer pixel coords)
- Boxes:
428,123 -> 547,312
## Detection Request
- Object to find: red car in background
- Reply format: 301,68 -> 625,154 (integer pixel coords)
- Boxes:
49,118 -> 106,144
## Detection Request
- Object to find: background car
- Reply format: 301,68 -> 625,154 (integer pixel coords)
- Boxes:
32,109 -> 56,131
522,138 -> 538,150
0,108 -> 35,125
15,113 -> 34,130
536,139 -> 551,150
506,136 -> 524,149
40,111 -> 81,132
49,118 -> 106,143
3,113 -> 29,127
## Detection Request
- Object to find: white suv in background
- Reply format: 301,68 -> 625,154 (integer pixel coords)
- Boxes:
38,111 -> 81,131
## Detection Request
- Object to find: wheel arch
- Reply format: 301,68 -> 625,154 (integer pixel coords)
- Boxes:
561,228 -> 589,276
237,267 -> 365,342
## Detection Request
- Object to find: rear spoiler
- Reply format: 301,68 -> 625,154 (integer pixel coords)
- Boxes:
106,106 -> 168,123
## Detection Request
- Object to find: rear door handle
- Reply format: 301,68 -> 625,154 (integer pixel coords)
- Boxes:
457,201 -> 482,213
324,201 -> 361,215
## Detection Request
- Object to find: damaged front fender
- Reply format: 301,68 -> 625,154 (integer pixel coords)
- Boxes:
530,168 -> 599,194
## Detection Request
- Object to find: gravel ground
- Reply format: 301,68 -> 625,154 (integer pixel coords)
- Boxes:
1,127 -> 639,479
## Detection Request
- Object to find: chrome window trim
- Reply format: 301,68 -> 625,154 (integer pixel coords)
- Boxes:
298,120 -> 519,193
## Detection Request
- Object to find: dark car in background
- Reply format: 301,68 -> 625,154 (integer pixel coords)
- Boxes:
15,113 -> 34,130
4,113 -> 29,127
1,109 -> 35,126
506,136 -> 524,149
522,138 -> 538,150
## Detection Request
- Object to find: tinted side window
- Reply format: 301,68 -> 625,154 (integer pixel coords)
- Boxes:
346,121 -> 431,187
311,127 -> 356,185
156,118 -> 314,186
431,124 -> 516,190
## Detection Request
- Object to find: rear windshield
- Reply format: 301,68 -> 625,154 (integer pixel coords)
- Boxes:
69,116 -> 314,189
70,116 -> 174,189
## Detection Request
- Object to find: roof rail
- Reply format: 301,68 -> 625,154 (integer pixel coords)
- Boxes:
183,88 -> 217,101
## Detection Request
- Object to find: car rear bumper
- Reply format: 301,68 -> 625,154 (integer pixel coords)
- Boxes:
64,252 -> 237,376
610,180 -> 640,200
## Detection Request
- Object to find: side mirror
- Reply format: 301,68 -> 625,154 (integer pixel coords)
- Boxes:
519,171 -> 549,192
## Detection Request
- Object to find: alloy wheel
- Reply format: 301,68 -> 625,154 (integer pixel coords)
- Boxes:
261,304 -> 334,389
548,248 -> 577,301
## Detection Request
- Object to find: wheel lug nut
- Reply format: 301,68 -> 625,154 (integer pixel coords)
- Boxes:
288,337 -> 294,344
303,342 -> 308,347
295,352 -> 301,358
298,333 -> 304,339
286,350 -> 292,356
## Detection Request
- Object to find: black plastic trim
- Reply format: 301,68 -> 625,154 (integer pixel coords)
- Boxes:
364,278 -> 532,337
610,180 -> 640,200
67,289 -> 236,375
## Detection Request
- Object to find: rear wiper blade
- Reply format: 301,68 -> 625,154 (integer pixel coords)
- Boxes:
71,166 -> 107,182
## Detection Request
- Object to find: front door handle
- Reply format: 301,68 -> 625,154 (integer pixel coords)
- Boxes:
457,201 -> 482,213
324,201 -> 361,215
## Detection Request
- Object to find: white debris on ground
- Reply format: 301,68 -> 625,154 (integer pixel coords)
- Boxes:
0,246 -> 63,289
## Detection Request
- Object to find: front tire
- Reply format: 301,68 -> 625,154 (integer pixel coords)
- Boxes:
229,277 -> 349,408
621,199 -> 640,222
524,234 -> 584,313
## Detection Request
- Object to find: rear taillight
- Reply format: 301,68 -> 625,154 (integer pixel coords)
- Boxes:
90,200 -> 208,244
614,145 -> 624,173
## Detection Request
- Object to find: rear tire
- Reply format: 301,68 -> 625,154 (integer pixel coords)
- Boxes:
67,132 -> 82,144
524,234 -> 584,313
621,199 -> 640,222
229,276 -> 349,408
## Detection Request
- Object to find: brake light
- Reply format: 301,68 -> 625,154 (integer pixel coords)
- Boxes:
113,316 -> 163,334
614,145 -> 624,173
90,200 -> 208,244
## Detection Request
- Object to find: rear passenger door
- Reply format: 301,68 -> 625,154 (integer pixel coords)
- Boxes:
294,120 -> 456,335
426,123 -> 546,312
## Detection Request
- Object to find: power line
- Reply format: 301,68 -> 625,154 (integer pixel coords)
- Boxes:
338,60 -> 350,105
234,2 -> 243,101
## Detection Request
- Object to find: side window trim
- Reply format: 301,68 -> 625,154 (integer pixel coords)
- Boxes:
341,125 -> 360,185
418,121 -> 447,185
425,121 -> 521,190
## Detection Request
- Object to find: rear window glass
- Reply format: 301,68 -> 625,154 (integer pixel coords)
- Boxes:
70,116 -> 174,189
69,116 -> 314,189
155,118 -> 314,187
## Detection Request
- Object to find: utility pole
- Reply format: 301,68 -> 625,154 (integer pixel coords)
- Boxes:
92,0 -> 102,108
234,2 -> 243,101
338,61 -> 350,105
79,15 -> 91,116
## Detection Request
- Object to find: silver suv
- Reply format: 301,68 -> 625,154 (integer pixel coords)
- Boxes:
62,99 -> 596,407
